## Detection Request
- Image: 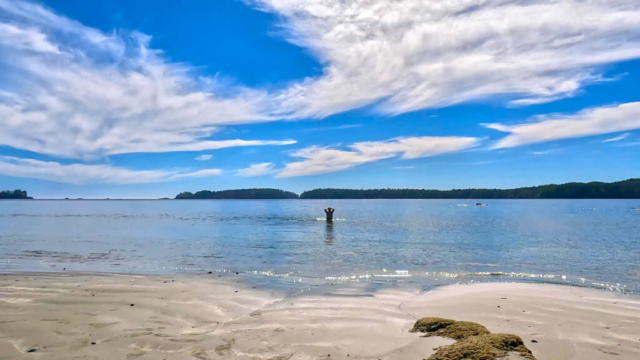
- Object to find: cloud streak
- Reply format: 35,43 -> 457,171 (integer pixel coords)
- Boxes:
235,163 -> 276,177
603,133 -> 630,142
278,136 -> 479,177
486,102 -> 640,148
0,156 -> 221,184
195,154 -> 213,161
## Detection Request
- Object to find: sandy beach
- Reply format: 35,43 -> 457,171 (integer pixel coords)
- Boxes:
0,273 -> 639,360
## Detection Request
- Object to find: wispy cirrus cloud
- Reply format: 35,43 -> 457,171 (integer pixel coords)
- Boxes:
530,150 -> 558,155
0,0 -> 294,160
277,136 -> 479,177
235,163 -> 276,177
602,133 -> 631,142
0,156 -> 221,184
194,154 -> 213,161
486,102 -> 640,149
252,0 -> 640,117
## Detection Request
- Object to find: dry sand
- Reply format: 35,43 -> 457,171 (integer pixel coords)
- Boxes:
0,273 -> 639,360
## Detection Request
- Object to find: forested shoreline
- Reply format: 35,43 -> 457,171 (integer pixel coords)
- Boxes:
299,179 -> 640,199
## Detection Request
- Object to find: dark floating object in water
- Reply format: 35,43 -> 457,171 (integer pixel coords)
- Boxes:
476,203 -> 489,206
412,317 -> 536,360
324,207 -> 335,222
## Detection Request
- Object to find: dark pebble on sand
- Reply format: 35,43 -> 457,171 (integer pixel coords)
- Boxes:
208,271 -> 212,274
130,304 -> 134,306
91,342 -> 96,345
531,340 -> 538,343
27,348 -> 38,353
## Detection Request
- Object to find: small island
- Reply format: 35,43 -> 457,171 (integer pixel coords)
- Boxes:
0,189 -> 33,199
175,188 -> 299,200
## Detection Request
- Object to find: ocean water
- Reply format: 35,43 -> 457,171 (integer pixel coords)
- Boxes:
0,199 -> 639,293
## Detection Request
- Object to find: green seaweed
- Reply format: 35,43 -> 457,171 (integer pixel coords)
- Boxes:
411,317 -> 490,340
412,318 -> 537,360
428,334 -> 536,360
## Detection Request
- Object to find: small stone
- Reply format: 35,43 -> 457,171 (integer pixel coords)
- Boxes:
91,342 -> 96,345
531,340 -> 538,343
130,304 -> 134,306
27,348 -> 38,353
207,271 -> 212,274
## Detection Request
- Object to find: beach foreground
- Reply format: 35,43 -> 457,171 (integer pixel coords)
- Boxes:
0,274 -> 639,360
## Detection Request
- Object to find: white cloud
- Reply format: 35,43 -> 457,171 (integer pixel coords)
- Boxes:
169,169 -> 222,180
278,136 -> 479,177
486,102 -> 640,148
253,0 -> 640,117
530,150 -> 556,155
0,0 -> 293,159
602,133 -> 630,142
195,154 -> 213,161
235,162 -> 276,177
0,156 -> 221,184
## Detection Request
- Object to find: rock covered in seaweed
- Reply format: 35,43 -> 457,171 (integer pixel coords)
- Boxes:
428,333 -> 536,360
411,317 -> 490,340
411,317 -> 537,360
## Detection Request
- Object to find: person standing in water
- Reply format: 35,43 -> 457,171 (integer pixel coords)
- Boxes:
324,207 -> 335,222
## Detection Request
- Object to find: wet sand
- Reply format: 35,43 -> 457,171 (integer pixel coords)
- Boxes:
0,273 -> 639,359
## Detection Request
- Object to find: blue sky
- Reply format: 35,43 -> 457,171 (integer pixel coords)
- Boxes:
0,0 -> 639,198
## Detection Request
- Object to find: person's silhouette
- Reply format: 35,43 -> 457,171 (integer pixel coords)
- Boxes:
324,207 -> 335,222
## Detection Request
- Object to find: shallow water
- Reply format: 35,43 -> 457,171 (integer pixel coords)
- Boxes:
0,199 -> 638,292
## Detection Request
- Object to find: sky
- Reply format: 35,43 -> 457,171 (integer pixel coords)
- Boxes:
0,0 -> 639,198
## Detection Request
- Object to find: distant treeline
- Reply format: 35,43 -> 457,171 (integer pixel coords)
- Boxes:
175,188 -> 299,199
299,179 -> 640,199
0,190 -> 32,199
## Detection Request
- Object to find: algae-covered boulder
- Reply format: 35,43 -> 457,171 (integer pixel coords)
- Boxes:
412,317 -> 537,360
428,333 -> 536,360
411,317 -> 490,340
411,318 -> 456,333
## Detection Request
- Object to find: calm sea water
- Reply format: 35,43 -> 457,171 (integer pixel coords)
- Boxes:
1,200 -> 639,292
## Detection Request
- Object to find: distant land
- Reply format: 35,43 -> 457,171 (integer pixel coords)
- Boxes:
0,190 -> 32,199
4,179 -> 640,200
175,188 -> 298,199
175,179 -> 640,199
299,179 -> 640,199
